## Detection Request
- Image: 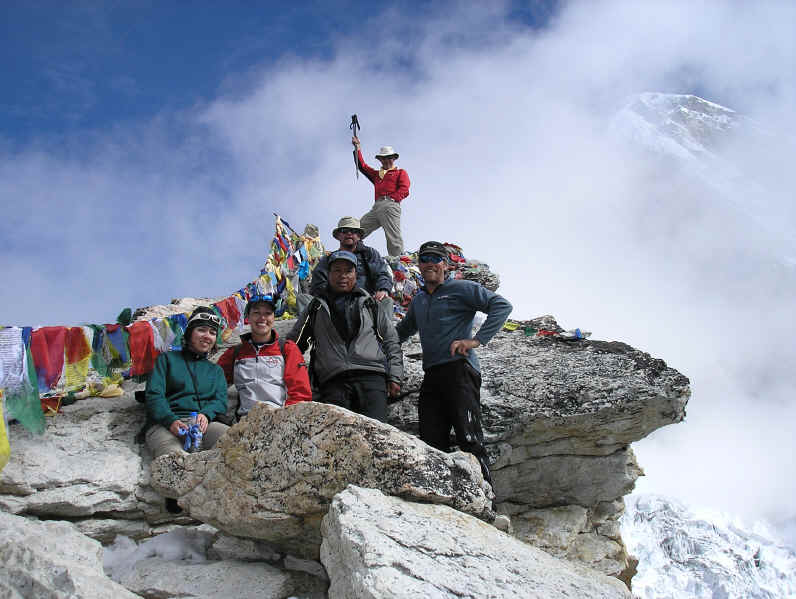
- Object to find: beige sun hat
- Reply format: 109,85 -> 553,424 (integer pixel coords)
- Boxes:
375,146 -> 399,159
332,216 -> 364,238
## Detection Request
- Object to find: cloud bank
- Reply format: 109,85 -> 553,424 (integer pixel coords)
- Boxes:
2,0 -> 794,531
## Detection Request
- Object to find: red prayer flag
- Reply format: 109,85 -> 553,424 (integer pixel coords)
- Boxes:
31,327 -> 68,390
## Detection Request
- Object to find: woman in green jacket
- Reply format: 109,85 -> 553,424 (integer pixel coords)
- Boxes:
145,307 -> 229,459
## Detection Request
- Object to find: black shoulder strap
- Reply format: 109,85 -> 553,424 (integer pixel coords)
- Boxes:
295,298 -> 321,352
365,297 -> 383,343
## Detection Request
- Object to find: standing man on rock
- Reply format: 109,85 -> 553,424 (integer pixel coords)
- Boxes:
352,135 -> 410,257
395,241 -> 512,484
288,250 -> 403,422
308,216 -> 393,315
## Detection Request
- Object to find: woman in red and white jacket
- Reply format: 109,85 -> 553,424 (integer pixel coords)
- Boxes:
218,294 -> 311,419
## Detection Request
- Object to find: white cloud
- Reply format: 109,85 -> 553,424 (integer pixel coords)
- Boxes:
1,0 -> 794,524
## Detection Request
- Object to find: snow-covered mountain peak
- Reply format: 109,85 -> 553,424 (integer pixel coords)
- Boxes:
622,494 -> 796,599
612,92 -> 740,163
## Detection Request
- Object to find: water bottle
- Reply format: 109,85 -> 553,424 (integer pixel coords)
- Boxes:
189,412 -> 203,453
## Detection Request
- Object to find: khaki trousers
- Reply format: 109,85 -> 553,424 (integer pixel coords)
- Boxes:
146,421 -> 229,459
360,198 -> 403,257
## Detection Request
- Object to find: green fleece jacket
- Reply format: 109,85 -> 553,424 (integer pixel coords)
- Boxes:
145,350 -> 227,430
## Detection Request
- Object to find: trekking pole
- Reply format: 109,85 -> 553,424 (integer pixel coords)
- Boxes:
350,114 -> 360,179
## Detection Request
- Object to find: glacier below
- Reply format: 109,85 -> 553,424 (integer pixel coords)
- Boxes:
621,494 -> 796,598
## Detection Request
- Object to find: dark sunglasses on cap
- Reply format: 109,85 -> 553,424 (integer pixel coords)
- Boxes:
418,254 -> 446,264
187,312 -> 222,329
249,294 -> 276,304
338,228 -> 361,235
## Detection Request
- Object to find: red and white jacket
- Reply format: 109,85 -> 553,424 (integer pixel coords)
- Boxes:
218,331 -> 311,417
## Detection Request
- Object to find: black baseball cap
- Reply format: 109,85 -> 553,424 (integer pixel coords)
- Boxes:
418,241 -> 448,259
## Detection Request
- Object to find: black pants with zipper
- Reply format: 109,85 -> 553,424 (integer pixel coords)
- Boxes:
418,359 -> 491,484
319,370 -> 387,422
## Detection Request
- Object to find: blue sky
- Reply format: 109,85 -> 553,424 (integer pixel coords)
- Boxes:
2,1 -> 795,527
1,2 -> 557,144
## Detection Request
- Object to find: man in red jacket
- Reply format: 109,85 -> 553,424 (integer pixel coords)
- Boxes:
352,135 -> 410,258
218,294 -> 311,419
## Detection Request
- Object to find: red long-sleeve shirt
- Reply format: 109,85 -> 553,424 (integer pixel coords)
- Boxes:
356,149 -> 410,202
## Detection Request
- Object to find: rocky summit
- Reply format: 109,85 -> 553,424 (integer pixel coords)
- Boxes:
0,312 -> 689,597
149,401 -> 494,559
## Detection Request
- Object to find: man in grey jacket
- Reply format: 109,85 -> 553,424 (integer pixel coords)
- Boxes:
288,250 -> 402,422
395,241 -> 512,484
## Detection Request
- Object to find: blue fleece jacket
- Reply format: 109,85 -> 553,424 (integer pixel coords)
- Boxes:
396,279 -> 512,373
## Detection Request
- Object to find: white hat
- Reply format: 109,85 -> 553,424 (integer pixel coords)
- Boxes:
375,146 -> 399,159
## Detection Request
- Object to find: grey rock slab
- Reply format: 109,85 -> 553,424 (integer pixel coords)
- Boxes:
320,485 -> 631,599
479,333 -> 689,451
74,518 -> 160,545
493,447 -> 643,507
117,557 -> 326,599
0,511 -> 140,599
509,505 -> 629,578
149,401 -> 492,559
0,393 -> 146,518
208,533 -> 283,562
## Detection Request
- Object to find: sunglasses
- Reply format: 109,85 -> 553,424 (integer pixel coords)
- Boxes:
249,294 -> 276,304
418,254 -> 445,264
338,228 -> 360,235
187,312 -> 222,328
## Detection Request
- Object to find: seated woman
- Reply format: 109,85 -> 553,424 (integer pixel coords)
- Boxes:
218,293 -> 312,418
145,306 -> 229,459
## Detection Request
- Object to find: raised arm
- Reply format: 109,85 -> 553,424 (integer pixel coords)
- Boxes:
355,147 -> 378,182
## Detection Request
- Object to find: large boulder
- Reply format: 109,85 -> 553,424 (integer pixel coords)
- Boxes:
149,401 -> 492,558
389,316 -> 689,578
320,485 -> 632,599
0,391 -> 151,519
116,558 -> 325,599
0,510 -> 140,599
0,384 -> 194,544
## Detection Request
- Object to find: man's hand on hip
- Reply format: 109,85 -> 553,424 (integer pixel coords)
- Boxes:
374,290 -> 388,301
450,338 -> 480,356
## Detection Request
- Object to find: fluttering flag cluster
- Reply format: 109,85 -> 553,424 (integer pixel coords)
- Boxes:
0,215 -> 325,438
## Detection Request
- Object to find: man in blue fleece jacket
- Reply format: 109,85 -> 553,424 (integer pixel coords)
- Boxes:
396,241 -> 512,484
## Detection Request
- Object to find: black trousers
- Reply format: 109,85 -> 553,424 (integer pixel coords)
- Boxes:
419,359 -> 491,484
319,371 -> 387,422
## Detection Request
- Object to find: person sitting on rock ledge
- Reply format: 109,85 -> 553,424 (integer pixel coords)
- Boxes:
144,306 -> 229,460
395,241 -> 512,485
288,250 -> 403,421
218,293 -> 311,418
